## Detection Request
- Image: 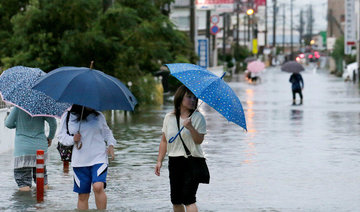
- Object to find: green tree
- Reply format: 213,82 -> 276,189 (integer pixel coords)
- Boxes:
1,0 -> 196,105
331,36 -> 356,76
0,0 -> 29,66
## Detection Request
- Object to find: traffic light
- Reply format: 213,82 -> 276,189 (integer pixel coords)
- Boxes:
247,8 -> 254,16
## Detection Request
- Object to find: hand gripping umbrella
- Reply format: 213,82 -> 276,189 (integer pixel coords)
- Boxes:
166,63 -> 247,143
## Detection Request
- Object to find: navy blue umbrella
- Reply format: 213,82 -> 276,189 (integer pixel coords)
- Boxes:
0,66 -> 70,117
32,66 -> 137,111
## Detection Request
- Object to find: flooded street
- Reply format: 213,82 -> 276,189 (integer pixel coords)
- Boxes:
0,66 -> 360,211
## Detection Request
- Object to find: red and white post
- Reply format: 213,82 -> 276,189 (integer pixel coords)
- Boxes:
36,150 -> 45,202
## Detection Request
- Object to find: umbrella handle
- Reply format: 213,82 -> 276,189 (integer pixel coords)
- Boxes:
168,126 -> 184,143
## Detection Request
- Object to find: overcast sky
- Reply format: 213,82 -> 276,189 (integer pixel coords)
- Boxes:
269,0 -> 328,33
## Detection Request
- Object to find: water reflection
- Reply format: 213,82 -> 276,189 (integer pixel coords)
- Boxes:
1,68 -> 360,211
10,190 -> 35,210
290,109 -> 303,121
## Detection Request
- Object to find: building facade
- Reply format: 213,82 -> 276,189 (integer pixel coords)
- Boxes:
327,0 -> 345,38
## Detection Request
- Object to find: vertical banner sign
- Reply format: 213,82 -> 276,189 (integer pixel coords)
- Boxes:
345,0 -> 356,55
198,38 -> 209,68
252,39 -> 258,54
257,6 -> 266,32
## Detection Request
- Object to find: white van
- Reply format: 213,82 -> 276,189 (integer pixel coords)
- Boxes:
342,62 -> 358,82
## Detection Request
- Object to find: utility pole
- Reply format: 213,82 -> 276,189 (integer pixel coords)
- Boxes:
282,4 -> 285,51
223,14 -> 226,58
236,3 -> 239,51
290,0 -> 294,59
244,15 -> 247,46
299,9 -> 304,47
310,5 -> 313,42
248,13 -> 251,43
306,4 -> 313,44
358,1 -> 360,82
265,0 -> 268,47
206,10 -> 211,66
272,0 -> 277,47
235,1 -> 242,73
328,9 -> 333,37
190,0 -> 196,50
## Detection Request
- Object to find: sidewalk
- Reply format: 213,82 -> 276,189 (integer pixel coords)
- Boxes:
208,66 -> 225,77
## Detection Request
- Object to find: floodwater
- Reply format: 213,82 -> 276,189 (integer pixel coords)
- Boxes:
0,65 -> 360,211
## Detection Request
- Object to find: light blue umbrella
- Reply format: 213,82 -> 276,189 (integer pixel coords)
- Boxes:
0,66 -> 70,117
166,63 -> 247,142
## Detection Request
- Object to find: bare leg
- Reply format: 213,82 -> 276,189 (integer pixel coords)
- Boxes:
93,182 -> 107,209
63,161 -> 70,173
78,193 -> 90,210
173,204 -> 185,212
185,203 -> 198,212
18,186 -> 31,191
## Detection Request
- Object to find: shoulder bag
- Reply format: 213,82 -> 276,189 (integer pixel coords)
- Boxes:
57,111 -> 74,162
177,116 -> 210,184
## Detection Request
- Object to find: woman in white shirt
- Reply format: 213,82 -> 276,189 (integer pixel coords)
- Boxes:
155,85 -> 207,212
57,104 -> 116,210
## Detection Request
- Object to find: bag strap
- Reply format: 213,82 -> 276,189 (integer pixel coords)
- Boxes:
176,115 -> 192,157
66,111 -> 74,136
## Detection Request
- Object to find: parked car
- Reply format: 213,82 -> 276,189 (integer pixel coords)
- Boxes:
342,62 -> 358,82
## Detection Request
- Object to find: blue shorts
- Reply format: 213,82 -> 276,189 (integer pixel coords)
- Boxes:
73,163 -> 108,194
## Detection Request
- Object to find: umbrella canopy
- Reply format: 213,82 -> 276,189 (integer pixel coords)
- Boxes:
244,56 -> 257,63
281,61 -> 305,73
166,63 -> 247,131
247,61 -> 265,73
0,66 -> 70,117
32,66 -> 137,111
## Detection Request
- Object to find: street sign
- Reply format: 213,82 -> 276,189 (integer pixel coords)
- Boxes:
210,25 -> 220,35
195,0 -> 234,12
210,15 -> 220,24
345,0 -> 356,55
197,38 -> 209,68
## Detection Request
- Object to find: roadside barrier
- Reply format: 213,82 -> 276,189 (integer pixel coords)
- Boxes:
36,150 -> 45,202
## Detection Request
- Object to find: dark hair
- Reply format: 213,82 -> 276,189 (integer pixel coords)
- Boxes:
70,104 -> 99,122
173,85 -> 198,120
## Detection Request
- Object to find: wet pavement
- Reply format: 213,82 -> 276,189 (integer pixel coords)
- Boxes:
0,65 -> 359,211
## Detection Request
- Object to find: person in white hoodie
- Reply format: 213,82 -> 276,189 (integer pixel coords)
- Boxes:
57,104 -> 116,210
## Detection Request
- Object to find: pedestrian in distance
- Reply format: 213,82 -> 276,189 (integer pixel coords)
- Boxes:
250,72 -> 261,84
155,85 -> 207,212
5,106 -> 57,191
57,104 -> 116,210
289,72 -> 304,105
